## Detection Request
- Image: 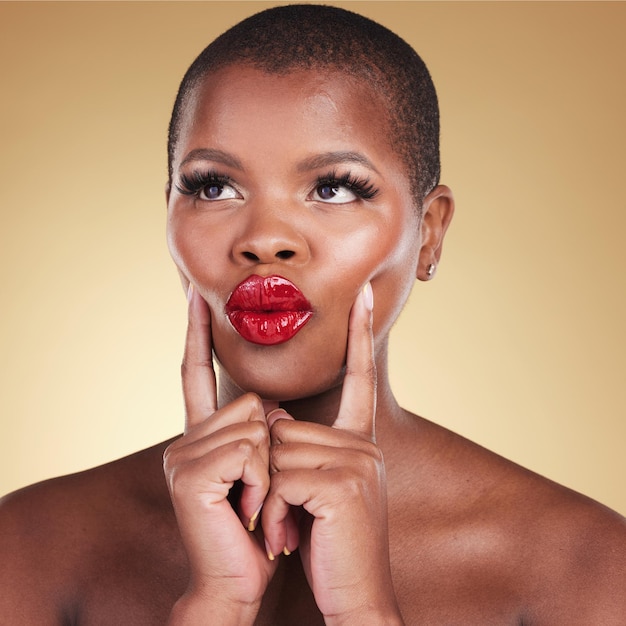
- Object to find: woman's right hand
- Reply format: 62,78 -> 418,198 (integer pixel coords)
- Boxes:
164,285 -> 277,624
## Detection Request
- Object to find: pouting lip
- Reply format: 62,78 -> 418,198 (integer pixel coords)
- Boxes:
225,275 -> 313,345
225,274 -> 312,313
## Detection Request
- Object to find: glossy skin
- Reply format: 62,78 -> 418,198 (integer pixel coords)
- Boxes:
1,64 -> 625,625
165,282 -> 398,623
167,67 -> 428,404
164,66 -> 432,622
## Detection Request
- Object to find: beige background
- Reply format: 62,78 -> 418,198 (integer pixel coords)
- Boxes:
1,2 -> 624,514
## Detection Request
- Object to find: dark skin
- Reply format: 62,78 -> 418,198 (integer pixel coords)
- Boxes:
1,65 -> 625,624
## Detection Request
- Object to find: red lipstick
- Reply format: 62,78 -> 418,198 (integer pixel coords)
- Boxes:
225,275 -> 313,345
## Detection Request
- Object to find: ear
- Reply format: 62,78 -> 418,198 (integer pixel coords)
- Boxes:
416,185 -> 455,281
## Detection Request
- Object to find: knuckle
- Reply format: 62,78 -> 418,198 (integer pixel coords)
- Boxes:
341,469 -> 369,500
268,469 -> 286,493
253,421 -> 270,447
162,441 -> 179,473
365,441 -> 384,464
269,444 -> 285,474
167,468 -> 202,503
347,447 -> 384,486
180,356 -> 212,379
344,362 -> 377,386
235,438 -> 256,459
163,458 -> 189,498
364,361 -> 377,385
363,451 -> 385,483
242,392 -> 263,416
269,417 -> 289,442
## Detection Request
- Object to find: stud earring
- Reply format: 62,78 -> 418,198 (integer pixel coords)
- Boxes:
426,263 -> 436,279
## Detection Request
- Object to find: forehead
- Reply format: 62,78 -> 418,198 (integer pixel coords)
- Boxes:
174,64 -> 398,171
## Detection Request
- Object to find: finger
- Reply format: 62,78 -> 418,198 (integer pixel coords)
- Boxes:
166,419 -> 269,466
283,507 -> 300,555
270,441 -> 378,474
182,284 -> 218,432
166,439 -> 272,564
334,282 -> 376,437
262,467 -> 370,558
262,471 -> 310,559
168,438 -> 270,512
267,407 -> 294,430
270,417 -> 374,453
170,393 -> 269,450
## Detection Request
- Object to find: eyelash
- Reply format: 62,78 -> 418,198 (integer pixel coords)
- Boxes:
175,170 -> 232,196
315,170 -> 379,200
175,169 -> 380,200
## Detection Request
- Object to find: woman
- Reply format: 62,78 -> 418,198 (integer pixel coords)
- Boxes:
1,5 -> 625,624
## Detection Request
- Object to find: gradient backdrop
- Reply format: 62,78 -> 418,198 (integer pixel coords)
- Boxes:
1,2 -> 625,514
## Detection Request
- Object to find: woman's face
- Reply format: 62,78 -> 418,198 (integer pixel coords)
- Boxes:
167,64 -> 425,401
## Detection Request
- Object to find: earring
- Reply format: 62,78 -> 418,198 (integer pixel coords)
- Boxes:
426,263 -> 436,279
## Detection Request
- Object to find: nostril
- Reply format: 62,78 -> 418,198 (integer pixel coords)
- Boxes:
239,249 -> 298,263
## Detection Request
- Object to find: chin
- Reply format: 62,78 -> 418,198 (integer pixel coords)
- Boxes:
216,344 -> 345,403
212,313 -> 349,399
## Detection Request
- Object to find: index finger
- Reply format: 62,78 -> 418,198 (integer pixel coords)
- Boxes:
334,282 -> 376,437
182,284 -> 218,432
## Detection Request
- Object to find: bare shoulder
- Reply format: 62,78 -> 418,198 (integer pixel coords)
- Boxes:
384,413 -> 626,623
0,438 -> 183,624
505,453 -> 626,623
525,486 -> 626,623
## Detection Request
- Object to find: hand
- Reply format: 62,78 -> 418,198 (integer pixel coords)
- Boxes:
163,285 -> 277,623
262,284 -> 403,624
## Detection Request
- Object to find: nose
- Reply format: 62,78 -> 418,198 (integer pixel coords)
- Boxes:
232,205 -> 311,266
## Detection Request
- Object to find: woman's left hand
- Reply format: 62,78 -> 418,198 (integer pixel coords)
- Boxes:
261,285 -> 404,624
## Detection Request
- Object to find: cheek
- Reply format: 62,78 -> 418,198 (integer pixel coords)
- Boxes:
167,212 -> 230,293
368,219 -> 421,337
167,212 -> 195,280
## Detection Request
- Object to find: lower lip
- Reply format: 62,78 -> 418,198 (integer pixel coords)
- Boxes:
227,310 -> 313,345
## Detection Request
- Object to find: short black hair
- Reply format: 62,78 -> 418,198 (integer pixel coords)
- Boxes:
167,4 -> 440,208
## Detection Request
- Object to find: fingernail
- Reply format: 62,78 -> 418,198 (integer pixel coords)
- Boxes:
267,408 -> 292,428
265,538 -> 275,561
362,282 -> 374,312
282,547 -> 291,556
247,504 -> 262,532
187,282 -> 194,302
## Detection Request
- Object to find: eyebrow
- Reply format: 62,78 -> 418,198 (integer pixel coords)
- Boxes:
179,148 -> 244,171
179,148 -> 379,175
296,151 -> 380,175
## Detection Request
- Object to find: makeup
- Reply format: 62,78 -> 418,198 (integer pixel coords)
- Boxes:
225,275 -> 313,345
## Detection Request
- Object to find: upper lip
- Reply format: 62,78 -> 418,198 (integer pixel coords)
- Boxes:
225,274 -> 312,313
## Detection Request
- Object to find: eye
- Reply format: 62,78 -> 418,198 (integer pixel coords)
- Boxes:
198,181 -> 239,201
310,171 -> 379,204
312,183 -> 358,204
175,170 -> 241,201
